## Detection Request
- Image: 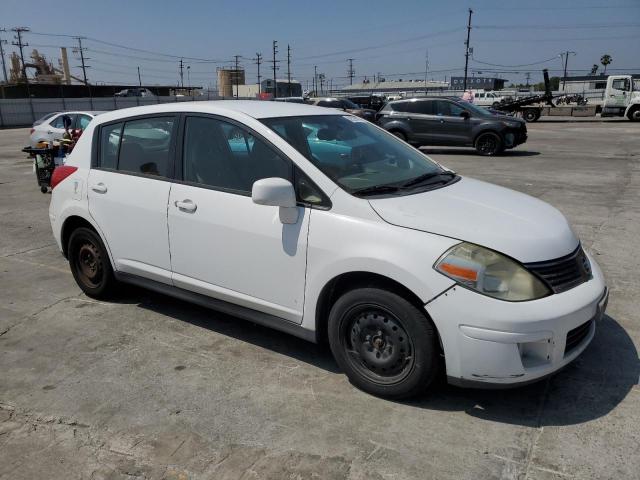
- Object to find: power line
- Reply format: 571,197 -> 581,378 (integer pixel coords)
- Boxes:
476,22 -> 640,30
471,54 -> 561,68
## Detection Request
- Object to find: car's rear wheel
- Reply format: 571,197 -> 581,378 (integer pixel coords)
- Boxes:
68,227 -> 117,299
390,130 -> 407,142
475,132 -> 503,156
328,288 -> 439,399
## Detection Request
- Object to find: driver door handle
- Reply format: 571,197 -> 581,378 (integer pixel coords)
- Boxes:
91,183 -> 107,194
175,199 -> 197,213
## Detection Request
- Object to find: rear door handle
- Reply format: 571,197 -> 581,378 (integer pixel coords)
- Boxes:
91,183 -> 107,193
174,199 -> 197,213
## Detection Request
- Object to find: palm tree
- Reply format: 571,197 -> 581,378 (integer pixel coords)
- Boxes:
600,54 -> 612,75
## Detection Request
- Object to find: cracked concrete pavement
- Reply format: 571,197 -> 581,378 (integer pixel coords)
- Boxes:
1,119 -> 639,479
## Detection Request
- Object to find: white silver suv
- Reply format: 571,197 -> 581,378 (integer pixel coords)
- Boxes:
49,101 -> 607,398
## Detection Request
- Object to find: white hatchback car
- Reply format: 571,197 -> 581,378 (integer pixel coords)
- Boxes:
30,111 -> 104,146
49,101 -> 608,398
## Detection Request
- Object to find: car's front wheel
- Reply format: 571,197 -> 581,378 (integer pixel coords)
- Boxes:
328,287 -> 440,399
475,132 -> 503,156
68,227 -> 118,299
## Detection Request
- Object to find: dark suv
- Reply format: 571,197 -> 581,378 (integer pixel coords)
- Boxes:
377,97 -> 527,155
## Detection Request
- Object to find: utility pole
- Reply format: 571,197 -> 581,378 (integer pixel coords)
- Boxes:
347,58 -> 355,85
424,49 -> 429,93
137,66 -> 142,87
74,37 -> 90,85
287,44 -> 292,97
561,51 -> 576,91
463,8 -> 473,91
233,55 -> 241,99
314,65 -> 317,95
0,29 -> 8,84
11,27 -> 30,85
270,40 -> 279,99
179,58 -> 184,89
254,53 -> 262,93
525,72 -> 531,88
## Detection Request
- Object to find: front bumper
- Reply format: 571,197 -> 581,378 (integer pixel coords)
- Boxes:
504,126 -> 527,148
426,252 -> 607,387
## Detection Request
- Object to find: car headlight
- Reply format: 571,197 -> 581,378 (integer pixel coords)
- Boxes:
434,242 -> 551,301
504,121 -> 521,128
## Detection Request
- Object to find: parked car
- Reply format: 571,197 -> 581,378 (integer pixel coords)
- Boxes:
471,90 -> 507,107
30,111 -> 105,147
347,94 -> 386,111
49,101 -> 607,398
115,88 -> 155,98
377,97 -> 527,156
308,97 -> 376,121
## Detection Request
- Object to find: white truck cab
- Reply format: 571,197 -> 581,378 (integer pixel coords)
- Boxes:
602,75 -> 640,121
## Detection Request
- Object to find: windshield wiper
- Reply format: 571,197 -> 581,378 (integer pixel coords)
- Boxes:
401,171 -> 455,189
352,184 -> 403,197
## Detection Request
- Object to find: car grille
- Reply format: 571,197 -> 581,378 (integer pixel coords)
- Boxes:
524,246 -> 591,294
564,319 -> 593,355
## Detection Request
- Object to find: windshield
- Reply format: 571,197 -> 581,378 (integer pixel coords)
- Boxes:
463,102 -> 495,117
261,115 -> 448,195
341,99 -> 361,109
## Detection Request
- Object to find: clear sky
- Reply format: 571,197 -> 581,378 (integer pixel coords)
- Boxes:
1,0 -> 639,89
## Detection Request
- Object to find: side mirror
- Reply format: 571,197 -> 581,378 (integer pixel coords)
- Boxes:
460,110 -> 470,119
252,178 -> 299,224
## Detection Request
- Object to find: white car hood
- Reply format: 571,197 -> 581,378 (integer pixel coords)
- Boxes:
368,177 -> 579,263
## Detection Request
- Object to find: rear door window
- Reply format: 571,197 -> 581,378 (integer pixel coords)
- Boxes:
99,122 -> 123,169
117,117 -> 176,177
76,114 -> 93,130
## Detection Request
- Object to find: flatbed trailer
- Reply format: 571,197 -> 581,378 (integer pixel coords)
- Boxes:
494,69 -> 639,122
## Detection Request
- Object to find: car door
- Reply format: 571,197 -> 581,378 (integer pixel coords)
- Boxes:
167,114 -> 310,323
432,100 -> 473,145
604,77 -> 631,109
405,100 -> 443,144
87,115 -> 177,284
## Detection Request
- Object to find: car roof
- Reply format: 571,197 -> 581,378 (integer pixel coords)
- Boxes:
91,100 -> 337,125
387,97 -> 460,104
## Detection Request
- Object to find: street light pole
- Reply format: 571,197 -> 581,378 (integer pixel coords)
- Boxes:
561,51 -> 576,92
463,8 -> 473,92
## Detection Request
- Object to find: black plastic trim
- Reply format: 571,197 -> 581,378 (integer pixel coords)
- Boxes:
114,271 -> 317,343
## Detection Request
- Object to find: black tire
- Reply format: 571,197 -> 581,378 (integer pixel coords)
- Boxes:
328,288 -> 440,399
627,106 -> 640,122
40,186 -> 48,194
390,130 -> 407,142
522,109 -> 540,122
492,101 -> 501,108
475,131 -> 503,156
68,227 -> 118,299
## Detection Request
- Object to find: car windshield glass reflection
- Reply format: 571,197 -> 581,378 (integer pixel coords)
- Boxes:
262,115 -> 448,195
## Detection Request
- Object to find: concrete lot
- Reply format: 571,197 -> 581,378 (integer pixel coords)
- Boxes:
1,119 -> 639,480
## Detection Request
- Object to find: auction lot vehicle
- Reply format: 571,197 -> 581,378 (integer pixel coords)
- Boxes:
114,88 -> 155,98
495,70 -> 640,122
377,97 -> 528,156
308,97 -> 377,121
30,111 -> 104,146
49,101 -> 607,398
472,90 -> 507,108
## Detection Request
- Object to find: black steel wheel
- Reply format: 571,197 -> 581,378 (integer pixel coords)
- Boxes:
627,107 -> 640,122
328,288 -> 439,399
475,132 -> 503,156
68,227 -> 117,298
522,109 -> 540,123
